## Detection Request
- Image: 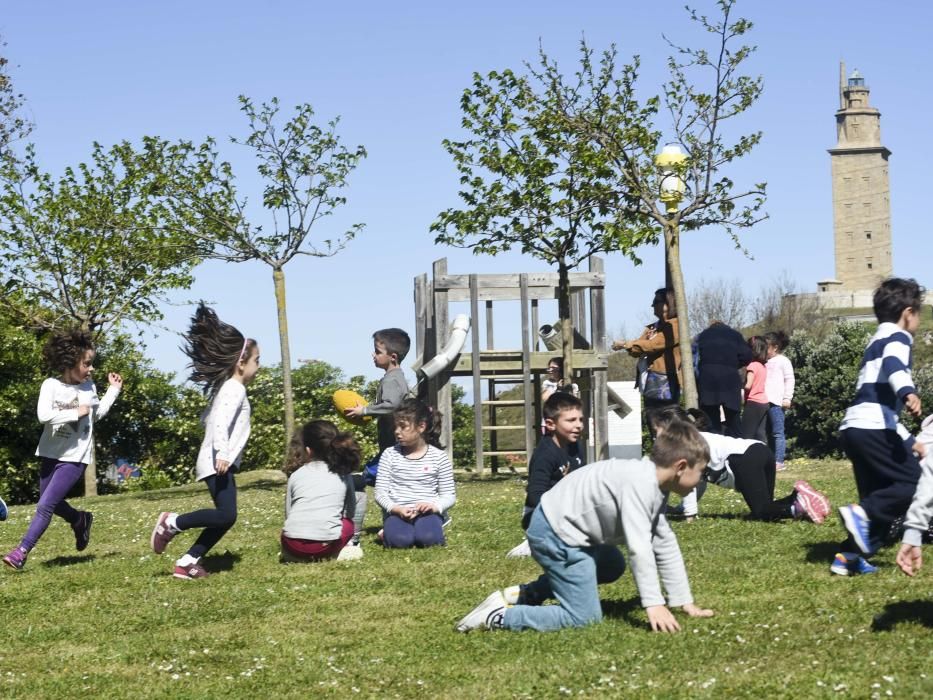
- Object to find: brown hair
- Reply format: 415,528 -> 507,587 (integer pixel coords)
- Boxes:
284,420 -> 361,477
43,329 -> 95,374
650,420 -> 709,469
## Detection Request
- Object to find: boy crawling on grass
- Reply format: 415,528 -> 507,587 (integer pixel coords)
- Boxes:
456,420 -> 714,633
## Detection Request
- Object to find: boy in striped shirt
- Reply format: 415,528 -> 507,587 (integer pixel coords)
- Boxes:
834,278 -> 926,576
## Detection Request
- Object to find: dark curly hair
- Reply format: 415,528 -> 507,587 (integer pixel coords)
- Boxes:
284,420 -> 361,477
43,329 -> 95,375
182,303 -> 255,400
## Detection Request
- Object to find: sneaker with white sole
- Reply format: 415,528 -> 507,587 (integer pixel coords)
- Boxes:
839,504 -> 872,554
794,481 -> 830,524
506,539 -> 531,558
173,561 -> 209,579
455,590 -> 509,632
73,511 -> 93,551
3,547 -> 27,571
829,552 -> 877,576
336,543 -> 364,561
151,512 -> 178,554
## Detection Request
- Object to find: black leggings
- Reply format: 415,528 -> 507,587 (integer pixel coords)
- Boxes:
175,473 -> 238,559
741,401 -> 769,442
729,444 -> 795,521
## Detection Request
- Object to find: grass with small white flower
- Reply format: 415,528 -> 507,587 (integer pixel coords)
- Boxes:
0,460 -> 931,698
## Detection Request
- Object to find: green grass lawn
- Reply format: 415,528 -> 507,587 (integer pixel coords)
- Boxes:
0,459 -> 931,699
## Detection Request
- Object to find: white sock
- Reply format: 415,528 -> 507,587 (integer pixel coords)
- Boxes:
167,513 -> 181,533
176,553 -> 199,567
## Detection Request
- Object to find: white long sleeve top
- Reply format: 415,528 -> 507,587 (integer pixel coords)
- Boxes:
35,378 -> 120,464
540,458 -> 693,609
903,415 -> 933,546
195,379 -> 251,481
374,444 -> 456,515
764,354 -> 795,405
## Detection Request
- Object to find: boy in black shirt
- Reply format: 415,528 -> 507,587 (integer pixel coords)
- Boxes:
522,393 -> 585,529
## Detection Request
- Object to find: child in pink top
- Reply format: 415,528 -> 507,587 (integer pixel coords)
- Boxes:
741,336 -> 769,443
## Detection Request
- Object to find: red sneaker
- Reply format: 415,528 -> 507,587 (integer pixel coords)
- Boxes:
151,512 -> 177,554
173,561 -> 209,580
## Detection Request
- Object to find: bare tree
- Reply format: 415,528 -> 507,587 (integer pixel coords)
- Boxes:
689,277 -> 750,331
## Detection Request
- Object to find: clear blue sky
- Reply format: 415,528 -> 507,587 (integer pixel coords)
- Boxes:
2,1 -> 931,384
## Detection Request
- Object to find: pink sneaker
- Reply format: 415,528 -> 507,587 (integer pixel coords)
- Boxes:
151,512 -> 178,554
795,480 -> 830,524
3,547 -> 27,571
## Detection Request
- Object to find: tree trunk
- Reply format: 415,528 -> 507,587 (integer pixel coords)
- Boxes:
84,445 -> 98,498
272,267 -> 295,460
557,261 -> 574,384
664,221 -> 698,409
83,319 -> 98,497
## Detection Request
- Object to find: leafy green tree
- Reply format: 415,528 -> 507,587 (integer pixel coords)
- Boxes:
0,36 -> 31,155
552,0 -> 767,407
432,58 -> 655,381
159,97 -> 367,453
0,141 -> 206,334
0,138 -> 219,494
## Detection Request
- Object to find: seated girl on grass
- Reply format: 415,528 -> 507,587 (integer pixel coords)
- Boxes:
281,420 -> 361,562
374,398 -> 455,548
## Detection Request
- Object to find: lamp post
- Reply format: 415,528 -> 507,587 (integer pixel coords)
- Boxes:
653,143 -> 698,408
655,144 -> 687,287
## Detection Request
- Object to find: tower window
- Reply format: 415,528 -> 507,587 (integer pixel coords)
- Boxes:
865,232 -> 872,240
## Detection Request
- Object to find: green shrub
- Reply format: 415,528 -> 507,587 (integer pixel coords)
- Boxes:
786,321 -> 933,457
786,322 -> 872,457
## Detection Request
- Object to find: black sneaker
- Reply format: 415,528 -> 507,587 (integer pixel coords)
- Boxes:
73,511 -> 93,552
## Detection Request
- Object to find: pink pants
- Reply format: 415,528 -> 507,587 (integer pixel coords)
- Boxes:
280,518 -> 354,561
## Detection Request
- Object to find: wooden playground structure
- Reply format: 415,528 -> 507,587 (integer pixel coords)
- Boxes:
412,257 -> 611,472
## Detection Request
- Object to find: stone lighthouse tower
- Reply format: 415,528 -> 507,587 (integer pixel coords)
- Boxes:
827,62 -> 893,291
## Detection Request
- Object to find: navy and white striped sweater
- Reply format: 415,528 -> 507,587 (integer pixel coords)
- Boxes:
840,322 -> 916,445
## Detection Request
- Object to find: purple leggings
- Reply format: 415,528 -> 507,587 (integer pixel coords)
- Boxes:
20,458 -> 85,552
382,512 -> 445,548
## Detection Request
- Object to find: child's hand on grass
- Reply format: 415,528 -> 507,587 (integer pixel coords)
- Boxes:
681,603 -> 714,618
896,543 -> 922,576
646,605 -> 680,633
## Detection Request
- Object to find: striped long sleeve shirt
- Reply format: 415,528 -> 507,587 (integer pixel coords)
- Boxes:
840,322 -> 916,445
374,444 -> 456,514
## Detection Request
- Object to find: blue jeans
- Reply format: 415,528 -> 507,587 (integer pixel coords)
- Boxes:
503,507 -> 627,632
768,405 -> 786,463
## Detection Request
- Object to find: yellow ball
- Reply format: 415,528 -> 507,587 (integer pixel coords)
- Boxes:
333,389 -> 372,426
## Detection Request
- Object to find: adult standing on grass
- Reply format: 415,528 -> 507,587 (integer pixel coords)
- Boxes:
694,320 -> 752,437
613,288 -> 681,412
3,330 -> 123,571
150,304 -> 259,580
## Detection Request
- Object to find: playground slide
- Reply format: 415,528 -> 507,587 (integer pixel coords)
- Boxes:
415,314 -> 471,385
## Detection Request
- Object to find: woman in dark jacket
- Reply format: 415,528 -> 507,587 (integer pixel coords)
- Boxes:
694,320 -> 752,436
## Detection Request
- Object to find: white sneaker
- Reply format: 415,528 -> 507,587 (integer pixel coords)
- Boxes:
455,590 -> 508,632
506,539 -> 531,558
337,544 -> 363,561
